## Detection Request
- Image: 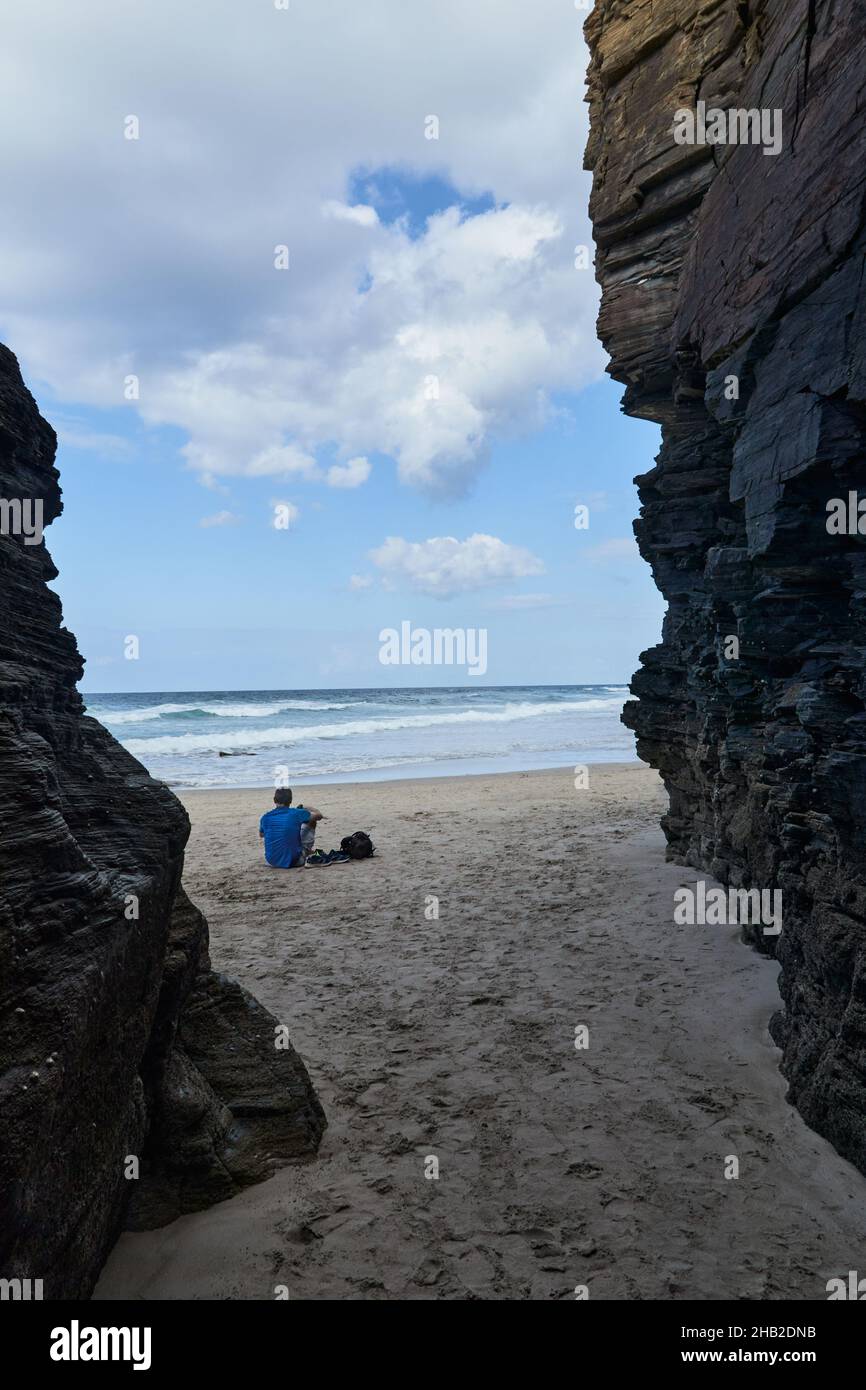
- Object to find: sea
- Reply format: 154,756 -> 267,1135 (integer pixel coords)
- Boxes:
83,685 -> 636,790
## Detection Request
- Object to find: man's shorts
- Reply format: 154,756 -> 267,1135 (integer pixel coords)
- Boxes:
298,821 -> 316,863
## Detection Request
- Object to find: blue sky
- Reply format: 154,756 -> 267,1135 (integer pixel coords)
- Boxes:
2,0 -> 664,692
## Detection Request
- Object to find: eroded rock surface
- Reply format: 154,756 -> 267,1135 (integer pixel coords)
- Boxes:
0,344 -> 325,1297
585,0 -> 866,1167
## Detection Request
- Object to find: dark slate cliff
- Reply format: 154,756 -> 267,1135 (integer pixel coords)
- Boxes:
585,1 -> 866,1167
0,344 -> 325,1298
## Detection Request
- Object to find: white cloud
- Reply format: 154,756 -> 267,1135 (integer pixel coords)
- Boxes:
370,533 -> 544,598
0,1 -> 602,498
55,422 -> 131,460
327,456 -> 371,489
124,203 -> 600,497
199,509 -> 240,528
322,201 -> 379,228
348,573 -> 372,591
246,444 -> 320,479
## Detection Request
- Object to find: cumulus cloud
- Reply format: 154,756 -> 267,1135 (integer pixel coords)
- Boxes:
348,573 -> 373,590
0,0 -> 602,497
322,201 -> 379,227
125,202 -> 600,496
327,456 -> 371,489
199,510 -> 240,528
370,533 -> 544,598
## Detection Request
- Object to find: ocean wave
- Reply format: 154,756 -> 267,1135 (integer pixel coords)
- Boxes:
122,697 -> 625,757
88,699 -> 359,725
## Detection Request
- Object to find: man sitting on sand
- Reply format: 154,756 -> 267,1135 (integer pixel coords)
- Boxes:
259,787 -> 324,868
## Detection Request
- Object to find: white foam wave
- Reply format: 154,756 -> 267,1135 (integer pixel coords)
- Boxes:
89,699 -> 358,725
122,697 -> 625,757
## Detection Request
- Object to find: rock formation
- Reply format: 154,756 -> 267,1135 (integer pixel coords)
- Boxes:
585,0 -> 866,1168
0,343 -> 325,1298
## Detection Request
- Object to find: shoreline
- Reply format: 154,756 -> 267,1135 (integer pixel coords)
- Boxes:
96,762 -> 866,1300
174,757 -> 644,798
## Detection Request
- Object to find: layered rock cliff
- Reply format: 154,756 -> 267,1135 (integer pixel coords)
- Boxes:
0,344 -> 325,1298
585,0 -> 866,1167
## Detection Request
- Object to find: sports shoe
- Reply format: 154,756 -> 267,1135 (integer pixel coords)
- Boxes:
305,849 -> 330,867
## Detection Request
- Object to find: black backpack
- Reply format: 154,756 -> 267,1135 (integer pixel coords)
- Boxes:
340,831 -> 375,860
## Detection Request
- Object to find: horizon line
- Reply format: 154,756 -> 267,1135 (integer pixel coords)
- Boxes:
80,680 -> 631,696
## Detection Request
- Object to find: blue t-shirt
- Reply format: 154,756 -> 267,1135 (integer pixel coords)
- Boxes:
260,805 -> 312,868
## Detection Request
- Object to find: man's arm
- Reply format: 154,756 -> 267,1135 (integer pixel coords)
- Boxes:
303,806 -> 324,824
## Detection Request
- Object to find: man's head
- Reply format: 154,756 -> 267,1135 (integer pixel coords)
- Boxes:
274,788 -> 292,806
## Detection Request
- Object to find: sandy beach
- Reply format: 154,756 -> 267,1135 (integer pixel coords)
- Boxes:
95,764 -> 866,1300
